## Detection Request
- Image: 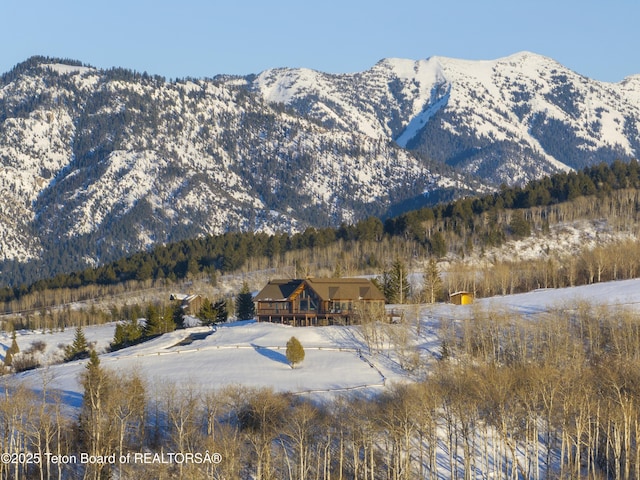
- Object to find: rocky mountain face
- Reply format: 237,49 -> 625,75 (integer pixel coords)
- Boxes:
254,52 -> 640,185
0,53 -> 638,285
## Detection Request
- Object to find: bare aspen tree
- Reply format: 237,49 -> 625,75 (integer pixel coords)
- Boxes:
161,384 -> 202,479
24,368 -> 65,480
282,399 -> 321,480
377,385 -> 421,480
238,387 -> 289,480
78,350 -> 116,480
355,300 -> 386,354
112,372 -> 146,479
422,258 -> 443,304
411,380 -> 441,480
210,386 -> 251,479
386,316 -> 418,371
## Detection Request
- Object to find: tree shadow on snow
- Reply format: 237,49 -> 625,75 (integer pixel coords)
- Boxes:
251,343 -> 289,366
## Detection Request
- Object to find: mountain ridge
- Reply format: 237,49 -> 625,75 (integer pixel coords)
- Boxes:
0,53 -> 638,285
254,51 -> 639,184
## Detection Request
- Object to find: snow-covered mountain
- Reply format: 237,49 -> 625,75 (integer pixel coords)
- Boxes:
0,53 -> 638,285
254,51 -> 640,184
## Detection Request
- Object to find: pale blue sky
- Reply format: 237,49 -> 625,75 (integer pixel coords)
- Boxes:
1,0 -> 638,82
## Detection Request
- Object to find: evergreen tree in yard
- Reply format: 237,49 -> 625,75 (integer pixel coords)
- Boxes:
198,298 -> 217,326
235,282 -> 256,320
64,325 -> 89,362
392,259 -> 411,304
379,270 -> 392,303
4,331 -> 19,367
160,305 -> 178,333
143,304 -> 162,337
214,299 -> 228,324
381,259 -> 411,304
286,336 -> 305,369
199,298 -> 229,325
110,319 -> 143,351
169,301 -> 184,328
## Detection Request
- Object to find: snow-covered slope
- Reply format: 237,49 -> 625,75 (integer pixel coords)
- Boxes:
1,53 -> 639,285
1,57 -> 471,282
6,321 -> 389,406
7,277 -> 640,408
254,51 -> 640,184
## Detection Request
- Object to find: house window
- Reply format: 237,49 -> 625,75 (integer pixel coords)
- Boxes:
300,299 -> 316,311
299,289 -> 318,312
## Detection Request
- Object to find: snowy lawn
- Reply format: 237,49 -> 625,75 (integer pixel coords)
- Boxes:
6,277 -> 640,411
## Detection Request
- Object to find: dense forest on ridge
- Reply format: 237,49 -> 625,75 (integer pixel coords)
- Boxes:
1,159 -> 640,310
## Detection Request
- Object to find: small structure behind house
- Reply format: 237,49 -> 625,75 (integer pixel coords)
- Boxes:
170,293 -> 204,316
450,291 -> 474,305
254,277 -> 386,326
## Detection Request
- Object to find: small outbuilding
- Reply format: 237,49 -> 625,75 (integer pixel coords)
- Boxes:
170,293 -> 204,316
450,291 -> 474,305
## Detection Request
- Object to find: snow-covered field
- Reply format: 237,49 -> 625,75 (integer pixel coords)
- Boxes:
4,277 -> 640,410
4,321 -> 391,408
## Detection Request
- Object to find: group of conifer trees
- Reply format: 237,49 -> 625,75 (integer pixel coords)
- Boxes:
3,159 -> 639,305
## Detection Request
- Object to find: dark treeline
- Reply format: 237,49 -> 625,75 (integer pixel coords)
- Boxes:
2,159 -> 639,305
384,158 -> 640,242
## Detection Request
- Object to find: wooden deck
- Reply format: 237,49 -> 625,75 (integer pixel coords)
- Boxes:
257,313 -> 356,326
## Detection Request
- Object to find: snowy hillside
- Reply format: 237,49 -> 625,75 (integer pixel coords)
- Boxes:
1,53 -> 639,285
5,278 -> 640,478
0,57 -> 473,282
7,322 -> 390,407
6,277 -> 640,408
255,51 -> 640,184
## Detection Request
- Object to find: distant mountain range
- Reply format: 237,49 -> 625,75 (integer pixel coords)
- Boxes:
0,53 -> 638,286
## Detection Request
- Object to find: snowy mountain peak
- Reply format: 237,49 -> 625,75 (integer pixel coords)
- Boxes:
1,53 -> 639,285
1,56 -> 475,282
253,52 -> 639,185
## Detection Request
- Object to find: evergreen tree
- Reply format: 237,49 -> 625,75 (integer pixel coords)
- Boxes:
509,210 -> 531,238
3,350 -> 12,369
143,304 -> 162,337
214,299 -> 228,324
168,301 -> 184,328
160,305 -> 178,333
381,260 -> 411,304
428,231 -> 447,258
286,336 -> 305,369
235,282 -> 256,320
111,324 -> 126,351
64,325 -> 89,362
110,319 -> 143,351
4,331 -> 19,367
198,298 -> 217,326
